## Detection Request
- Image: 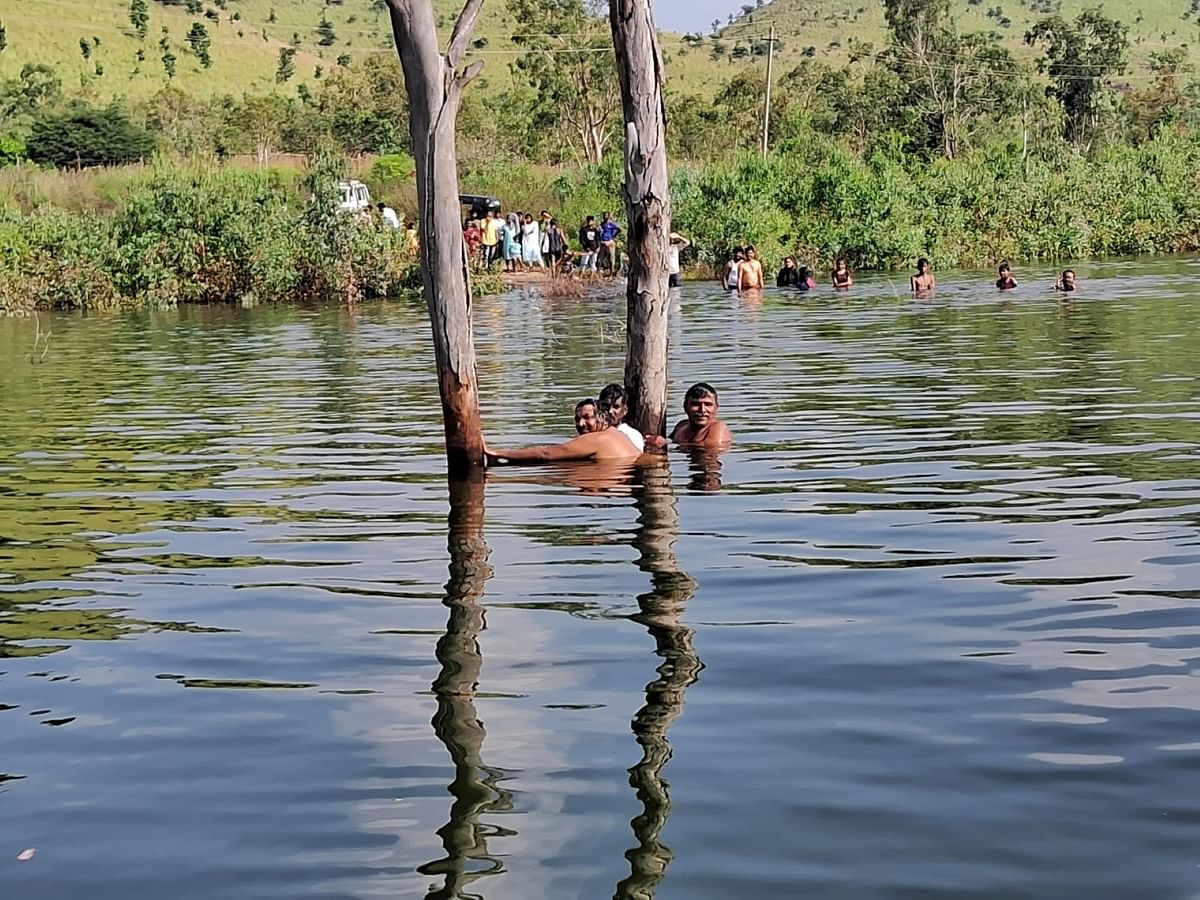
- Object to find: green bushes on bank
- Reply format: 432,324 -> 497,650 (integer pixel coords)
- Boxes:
476,130 -> 1200,272
0,160 -> 426,313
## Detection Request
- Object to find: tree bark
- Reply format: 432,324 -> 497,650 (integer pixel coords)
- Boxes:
609,0 -> 671,438
386,0 -> 485,473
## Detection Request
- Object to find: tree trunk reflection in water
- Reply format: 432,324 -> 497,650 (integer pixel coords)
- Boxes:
615,461 -> 704,900
419,475 -> 513,900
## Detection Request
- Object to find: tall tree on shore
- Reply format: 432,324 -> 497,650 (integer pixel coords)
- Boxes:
509,0 -> 619,165
882,0 -> 1020,159
1025,9 -> 1128,145
610,0 -> 671,436
384,0 -> 487,471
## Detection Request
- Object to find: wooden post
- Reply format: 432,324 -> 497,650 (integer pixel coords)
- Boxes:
609,0 -> 671,439
386,0 -> 486,473
761,25 -> 775,158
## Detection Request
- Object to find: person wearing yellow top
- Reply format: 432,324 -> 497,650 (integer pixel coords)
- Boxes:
481,210 -> 503,268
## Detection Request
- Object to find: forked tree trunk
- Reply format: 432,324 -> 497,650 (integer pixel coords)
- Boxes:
386,0 -> 485,472
609,0 -> 671,438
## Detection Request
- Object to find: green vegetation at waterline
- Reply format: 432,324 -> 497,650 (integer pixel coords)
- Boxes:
466,129 -> 1200,270
0,154 -> 508,314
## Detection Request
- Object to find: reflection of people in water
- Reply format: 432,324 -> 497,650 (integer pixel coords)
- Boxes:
686,448 -> 724,492
574,397 -> 599,434
1054,268 -> 1077,292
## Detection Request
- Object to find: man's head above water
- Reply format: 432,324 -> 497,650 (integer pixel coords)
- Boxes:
574,398 -> 601,434
598,383 -> 629,425
683,382 -> 719,427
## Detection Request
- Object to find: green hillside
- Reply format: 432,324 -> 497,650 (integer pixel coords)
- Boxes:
0,0 -> 533,98
0,0 -> 1189,104
713,0 -> 1200,72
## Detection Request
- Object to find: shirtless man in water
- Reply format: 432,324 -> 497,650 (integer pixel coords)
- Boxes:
645,382 -> 733,449
488,408 -> 641,465
574,398 -> 600,434
910,257 -> 935,293
740,246 -> 766,289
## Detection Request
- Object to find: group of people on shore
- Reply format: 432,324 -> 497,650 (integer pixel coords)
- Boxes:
465,209 -> 625,276
485,381 -> 731,466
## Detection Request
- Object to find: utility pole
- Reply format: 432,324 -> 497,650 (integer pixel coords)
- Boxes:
761,25 -> 775,158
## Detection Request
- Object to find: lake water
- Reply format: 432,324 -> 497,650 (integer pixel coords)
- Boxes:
4,259 -> 1200,899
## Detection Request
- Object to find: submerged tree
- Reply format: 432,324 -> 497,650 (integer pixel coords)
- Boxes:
1025,9 -> 1128,144
385,0 -> 487,470
610,0 -> 672,434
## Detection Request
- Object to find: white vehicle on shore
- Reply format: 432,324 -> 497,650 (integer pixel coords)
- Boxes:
337,180 -> 372,214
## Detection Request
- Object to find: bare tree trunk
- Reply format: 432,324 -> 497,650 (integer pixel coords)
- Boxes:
386,0 -> 485,473
610,0 -> 671,438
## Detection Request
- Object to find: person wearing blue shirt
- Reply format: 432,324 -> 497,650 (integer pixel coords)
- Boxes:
599,211 -> 621,274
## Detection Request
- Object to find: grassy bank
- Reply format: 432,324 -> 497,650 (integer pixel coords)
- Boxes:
0,156 -> 503,314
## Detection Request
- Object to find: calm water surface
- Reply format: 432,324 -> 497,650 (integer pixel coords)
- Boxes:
4,260 -> 1200,898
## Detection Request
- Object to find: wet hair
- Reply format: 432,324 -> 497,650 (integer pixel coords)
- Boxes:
998,261 -> 1011,273
575,397 -> 596,414
835,257 -> 848,269
733,246 -> 746,259
684,382 -> 718,405
917,257 -> 929,271
598,383 -> 627,414
798,265 -> 811,280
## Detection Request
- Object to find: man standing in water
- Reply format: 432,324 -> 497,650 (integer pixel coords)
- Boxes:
598,383 -> 646,452
646,383 -> 734,449
741,246 -> 766,289
668,232 -> 691,288
996,262 -> 1017,290
574,398 -> 600,435
911,257 -> 935,293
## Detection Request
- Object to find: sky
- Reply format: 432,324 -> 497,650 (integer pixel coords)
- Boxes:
655,0 -> 739,33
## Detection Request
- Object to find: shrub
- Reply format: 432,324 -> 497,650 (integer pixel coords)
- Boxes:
26,105 -> 155,169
